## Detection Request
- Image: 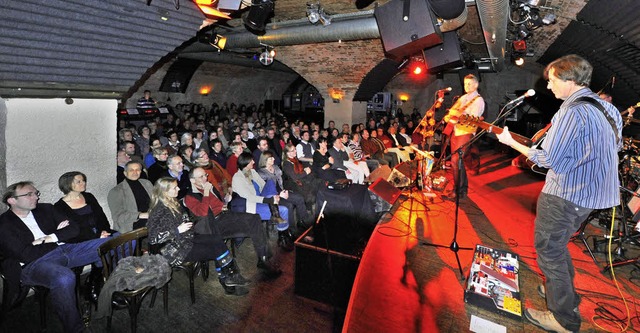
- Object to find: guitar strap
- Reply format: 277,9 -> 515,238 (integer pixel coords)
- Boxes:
573,96 -> 620,145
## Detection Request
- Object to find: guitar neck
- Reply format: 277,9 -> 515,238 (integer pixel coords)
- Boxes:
474,122 -> 534,147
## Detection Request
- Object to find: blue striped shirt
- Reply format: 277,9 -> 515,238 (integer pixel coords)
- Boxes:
527,88 -> 622,209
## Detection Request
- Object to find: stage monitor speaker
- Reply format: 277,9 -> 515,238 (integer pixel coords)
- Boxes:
368,165 -> 392,183
374,0 -> 442,61
423,31 -> 463,74
395,160 -> 419,180
368,178 -> 402,205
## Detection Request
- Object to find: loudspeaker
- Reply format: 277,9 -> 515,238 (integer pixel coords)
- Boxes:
374,0 -> 442,61
423,31 -> 463,73
395,160 -> 419,180
368,178 -> 402,205
368,165 -> 392,182
159,58 -> 203,93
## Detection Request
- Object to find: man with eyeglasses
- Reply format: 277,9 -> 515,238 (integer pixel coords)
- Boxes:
162,155 -> 191,200
0,181 -> 109,333
185,167 -> 281,278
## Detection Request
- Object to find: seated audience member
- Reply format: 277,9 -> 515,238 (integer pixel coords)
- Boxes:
136,125 -> 152,157
147,147 -> 169,185
266,128 -> 282,159
162,155 -> 191,200
339,133 -> 371,181
257,151 -> 311,230
295,131 -> 315,167
179,144 -> 195,171
121,140 -> 143,165
209,139 -> 227,169
312,136 -> 346,182
166,130 -> 180,154
282,143 -> 325,209
378,127 -> 411,162
116,150 -> 131,183
144,137 -> 163,168
240,129 -> 257,152
361,129 -> 395,168
348,132 -> 380,172
329,137 -> 363,184
54,171 -> 115,305
231,153 -> 294,251
253,137 -> 280,166
193,129 -> 210,154
185,168 -> 281,278
0,181 -> 108,333
194,148 -> 232,197
226,141 -> 244,176
148,178 -> 250,296
108,161 -> 153,232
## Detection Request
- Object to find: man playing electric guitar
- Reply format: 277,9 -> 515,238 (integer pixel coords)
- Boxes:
441,74 -> 485,201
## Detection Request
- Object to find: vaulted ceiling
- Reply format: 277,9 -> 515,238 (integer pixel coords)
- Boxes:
1,0 -> 639,109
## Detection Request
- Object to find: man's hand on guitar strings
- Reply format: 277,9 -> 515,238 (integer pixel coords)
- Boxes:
497,126 -> 516,147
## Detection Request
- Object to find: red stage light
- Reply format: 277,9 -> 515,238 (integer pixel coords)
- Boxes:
412,64 -> 424,75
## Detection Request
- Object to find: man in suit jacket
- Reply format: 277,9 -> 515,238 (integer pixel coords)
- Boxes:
0,181 -> 107,333
108,161 -> 153,233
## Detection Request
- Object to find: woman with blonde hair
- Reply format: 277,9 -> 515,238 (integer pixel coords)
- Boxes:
148,177 -> 249,296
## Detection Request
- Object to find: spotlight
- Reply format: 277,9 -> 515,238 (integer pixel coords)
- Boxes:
514,57 -> 525,66
244,0 -> 274,34
307,3 -> 320,23
319,9 -> 331,26
210,34 -> 227,50
259,45 -> 275,66
542,13 -> 556,25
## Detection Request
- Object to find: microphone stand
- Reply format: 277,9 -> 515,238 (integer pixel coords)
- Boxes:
421,101 -> 523,280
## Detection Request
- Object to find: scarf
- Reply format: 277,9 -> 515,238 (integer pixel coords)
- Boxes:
288,157 -> 304,174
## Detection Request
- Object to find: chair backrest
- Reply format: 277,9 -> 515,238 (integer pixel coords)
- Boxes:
97,227 -> 148,280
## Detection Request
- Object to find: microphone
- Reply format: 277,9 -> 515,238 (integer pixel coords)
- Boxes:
437,87 -> 452,93
506,89 -> 535,105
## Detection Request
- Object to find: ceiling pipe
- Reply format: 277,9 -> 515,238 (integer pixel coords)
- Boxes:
475,0 -> 509,71
223,8 -> 468,50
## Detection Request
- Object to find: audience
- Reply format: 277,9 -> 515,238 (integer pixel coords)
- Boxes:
108,161 -> 153,232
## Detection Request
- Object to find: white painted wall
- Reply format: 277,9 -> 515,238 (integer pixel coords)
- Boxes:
1,98 -> 117,221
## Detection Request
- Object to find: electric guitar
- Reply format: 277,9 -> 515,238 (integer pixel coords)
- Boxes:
456,115 -> 549,175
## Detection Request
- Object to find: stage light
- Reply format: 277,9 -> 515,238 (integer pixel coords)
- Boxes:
307,3 -> 320,23
195,0 -> 232,20
412,64 -> 424,75
244,0 -> 274,34
514,57 -> 525,66
210,34 -> 227,50
399,94 -> 409,102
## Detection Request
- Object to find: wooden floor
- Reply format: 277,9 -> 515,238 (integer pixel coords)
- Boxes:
3,148 -> 640,333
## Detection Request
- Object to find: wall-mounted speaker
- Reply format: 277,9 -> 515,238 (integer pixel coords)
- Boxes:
423,31 -> 463,73
374,0 -> 442,61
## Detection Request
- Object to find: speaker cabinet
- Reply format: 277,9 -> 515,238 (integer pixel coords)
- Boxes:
368,178 -> 402,205
423,31 -> 463,73
375,0 -> 442,60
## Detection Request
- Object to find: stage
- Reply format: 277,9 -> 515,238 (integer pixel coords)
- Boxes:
342,150 -> 640,333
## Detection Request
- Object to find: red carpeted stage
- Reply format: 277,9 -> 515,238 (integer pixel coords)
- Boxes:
342,150 -> 640,333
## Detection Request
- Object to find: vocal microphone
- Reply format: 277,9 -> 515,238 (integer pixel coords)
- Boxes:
437,87 -> 452,93
506,89 -> 535,105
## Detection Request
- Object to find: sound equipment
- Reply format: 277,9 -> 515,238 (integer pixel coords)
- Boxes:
395,160 -> 419,180
244,0 -> 274,33
218,0 -> 242,11
422,31 -> 463,74
387,168 -> 411,187
374,0 -> 442,61
464,245 -> 522,320
368,164 -> 392,182
368,178 -> 402,205
294,216 -> 374,307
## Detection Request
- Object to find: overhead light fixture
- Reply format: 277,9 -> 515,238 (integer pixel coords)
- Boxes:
210,34 -> 227,51
307,3 -> 320,23
195,0 -> 232,20
259,44 -> 275,66
512,40 -> 527,52
306,2 -> 331,26
244,0 -> 274,35
514,57 -> 525,66
542,13 -> 556,25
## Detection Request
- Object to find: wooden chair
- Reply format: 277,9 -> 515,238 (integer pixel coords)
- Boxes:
148,243 -> 209,304
97,227 -> 168,333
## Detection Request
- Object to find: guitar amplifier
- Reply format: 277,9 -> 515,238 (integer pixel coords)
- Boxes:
464,244 -> 522,320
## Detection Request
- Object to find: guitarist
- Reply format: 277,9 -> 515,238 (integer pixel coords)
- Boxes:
497,55 -> 622,333
442,74 -> 485,201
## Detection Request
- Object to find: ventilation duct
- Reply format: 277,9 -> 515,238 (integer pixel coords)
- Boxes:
223,9 -> 468,50
476,0 -> 510,71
